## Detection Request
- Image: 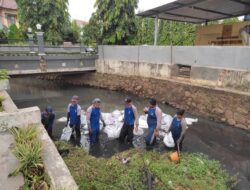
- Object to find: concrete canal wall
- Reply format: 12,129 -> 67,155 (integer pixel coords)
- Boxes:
98,45 -> 250,93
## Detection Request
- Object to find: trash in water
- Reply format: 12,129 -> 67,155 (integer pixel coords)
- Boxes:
60,110 -> 198,150
133,127 -> 144,136
58,117 -> 67,122
186,118 -> 198,125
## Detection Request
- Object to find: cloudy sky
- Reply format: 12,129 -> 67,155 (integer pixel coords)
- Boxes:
68,0 -> 175,21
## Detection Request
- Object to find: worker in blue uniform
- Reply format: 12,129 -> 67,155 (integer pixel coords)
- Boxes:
41,106 -> 55,139
87,98 -> 106,145
66,95 -> 81,146
167,109 -> 188,151
119,97 -> 139,144
144,98 -> 162,146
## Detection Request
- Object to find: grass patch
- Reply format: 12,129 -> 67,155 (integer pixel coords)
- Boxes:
55,141 -> 235,190
9,125 -> 50,190
0,96 -> 4,112
0,69 -> 9,80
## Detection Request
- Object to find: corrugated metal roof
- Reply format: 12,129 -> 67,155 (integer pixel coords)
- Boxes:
137,0 -> 250,23
0,0 -> 17,10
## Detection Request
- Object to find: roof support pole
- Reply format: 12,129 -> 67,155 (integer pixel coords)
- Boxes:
154,15 -> 159,46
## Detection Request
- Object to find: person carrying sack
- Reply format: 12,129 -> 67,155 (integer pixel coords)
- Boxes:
144,98 -> 162,146
119,97 -> 139,144
66,95 -> 81,146
167,109 -> 188,151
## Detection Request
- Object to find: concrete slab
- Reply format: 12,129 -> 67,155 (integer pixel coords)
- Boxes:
0,132 -> 24,190
39,126 -> 78,190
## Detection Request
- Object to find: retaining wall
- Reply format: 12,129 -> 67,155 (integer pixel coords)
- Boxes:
98,45 -> 250,93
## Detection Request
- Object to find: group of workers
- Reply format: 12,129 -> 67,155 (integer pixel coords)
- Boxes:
41,95 -> 187,151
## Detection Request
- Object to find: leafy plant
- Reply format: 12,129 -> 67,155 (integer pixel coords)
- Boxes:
0,96 -> 5,112
0,69 -> 9,80
93,0 -> 139,45
9,125 -> 50,190
7,24 -> 25,44
16,0 -> 70,44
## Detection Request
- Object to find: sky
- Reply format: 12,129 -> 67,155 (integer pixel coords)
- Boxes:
68,0 -> 175,21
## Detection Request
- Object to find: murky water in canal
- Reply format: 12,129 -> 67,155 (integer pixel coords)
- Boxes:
8,77 -> 250,189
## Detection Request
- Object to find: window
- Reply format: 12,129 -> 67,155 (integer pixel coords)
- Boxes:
6,14 -> 16,27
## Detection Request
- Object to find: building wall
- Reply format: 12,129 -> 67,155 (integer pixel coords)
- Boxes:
195,21 -> 250,46
0,8 -> 18,28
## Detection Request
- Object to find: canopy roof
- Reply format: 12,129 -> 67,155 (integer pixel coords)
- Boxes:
137,0 -> 250,23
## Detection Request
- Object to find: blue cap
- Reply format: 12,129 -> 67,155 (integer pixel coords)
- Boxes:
45,106 -> 53,113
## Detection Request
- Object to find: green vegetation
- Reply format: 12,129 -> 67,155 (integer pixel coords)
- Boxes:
0,96 -> 5,112
16,0 -> 70,44
0,69 -> 9,80
93,0 -> 138,45
55,141 -> 235,190
9,125 -> 50,190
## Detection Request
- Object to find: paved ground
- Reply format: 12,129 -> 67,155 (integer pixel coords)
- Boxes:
0,132 -> 24,190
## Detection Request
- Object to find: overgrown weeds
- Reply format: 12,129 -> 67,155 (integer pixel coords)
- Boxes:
9,125 -> 50,190
0,69 -> 9,80
0,96 -> 4,112
55,141 -> 235,190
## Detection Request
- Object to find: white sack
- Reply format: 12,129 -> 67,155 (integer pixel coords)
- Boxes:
60,125 -> 72,141
163,132 -> 175,148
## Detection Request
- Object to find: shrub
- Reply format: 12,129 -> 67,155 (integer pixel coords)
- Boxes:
9,125 -> 50,190
0,69 -> 9,80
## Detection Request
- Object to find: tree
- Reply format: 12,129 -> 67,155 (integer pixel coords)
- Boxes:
94,0 -> 138,45
158,21 -> 195,45
132,16 -> 196,46
16,0 -> 70,44
7,24 -> 25,44
63,21 -> 81,44
130,16 -> 154,45
82,13 -> 102,47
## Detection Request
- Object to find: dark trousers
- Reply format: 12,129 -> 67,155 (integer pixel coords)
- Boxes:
70,124 -> 81,146
119,124 -> 134,143
173,135 -> 184,151
89,127 -> 100,145
44,125 -> 53,139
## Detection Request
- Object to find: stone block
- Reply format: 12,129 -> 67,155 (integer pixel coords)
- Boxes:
228,119 -> 236,126
225,110 -> 233,120
234,112 -> 247,124
212,108 -> 224,114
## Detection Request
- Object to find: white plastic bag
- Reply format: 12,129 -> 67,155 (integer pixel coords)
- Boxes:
112,110 -> 122,119
104,123 -> 123,138
60,125 -> 72,141
163,132 -> 175,148
139,115 -> 148,129
80,135 -> 90,152
57,117 -> 67,122
102,113 -> 116,125
161,114 -> 173,131
185,118 -> 198,125
133,127 -> 144,136
81,114 -> 87,126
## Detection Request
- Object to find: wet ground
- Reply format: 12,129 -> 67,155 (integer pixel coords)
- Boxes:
8,77 -> 250,190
